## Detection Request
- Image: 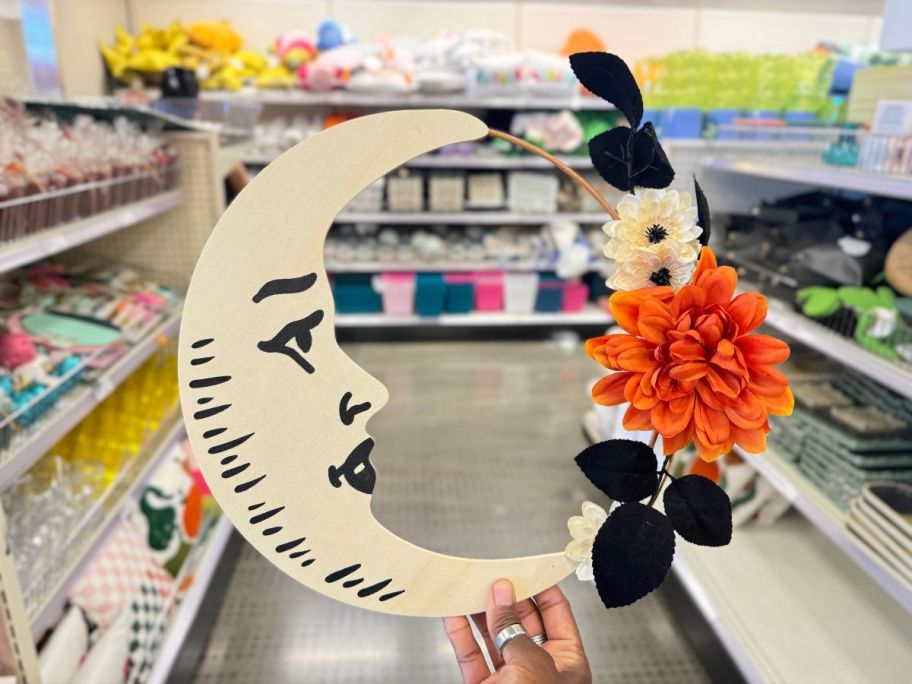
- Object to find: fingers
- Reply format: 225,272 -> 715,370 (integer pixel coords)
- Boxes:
470,613 -> 504,670
486,580 -> 550,667
533,585 -> 582,643
443,616 -> 490,684
514,598 -> 545,640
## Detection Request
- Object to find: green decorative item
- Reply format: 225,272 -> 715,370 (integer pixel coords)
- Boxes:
21,311 -> 122,349
797,286 -> 841,318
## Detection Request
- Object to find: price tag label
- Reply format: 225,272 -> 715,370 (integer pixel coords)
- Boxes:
93,378 -> 115,401
43,235 -> 69,255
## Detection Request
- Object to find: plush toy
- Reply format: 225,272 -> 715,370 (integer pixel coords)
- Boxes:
299,43 -> 364,90
315,18 -> 353,52
273,30 -> 316,70
185,19 -> 244,54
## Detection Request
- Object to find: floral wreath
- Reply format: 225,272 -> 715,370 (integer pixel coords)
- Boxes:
548,53 -> 795,608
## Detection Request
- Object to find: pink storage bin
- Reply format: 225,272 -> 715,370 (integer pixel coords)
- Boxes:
380,272 -> 416,316
562,280 -> 590,312
474,271 -> 504,312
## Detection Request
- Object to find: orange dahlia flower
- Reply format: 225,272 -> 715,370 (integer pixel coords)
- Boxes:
586,248 -> 793,461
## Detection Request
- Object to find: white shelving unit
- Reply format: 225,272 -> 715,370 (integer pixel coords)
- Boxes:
0,309 -> 183,491
336,305 -> 611,328
246,151 -> 592,170
336,211 -> 606,225
325,260 -> 600,273
737,444 -> 912,615
29,418 -> 186,640
703,156 -> 912,201
761,297 -> 912,400
202,89 -> 614,111
146,516 -> 234,684
0,191 -> 182,274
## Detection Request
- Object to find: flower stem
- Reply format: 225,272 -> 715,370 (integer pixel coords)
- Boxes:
648,453 -> 675,508
648,430 -> 659,450
487,128 -> 620,220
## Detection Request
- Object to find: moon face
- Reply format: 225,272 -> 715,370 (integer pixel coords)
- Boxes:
178,109 -> 576,616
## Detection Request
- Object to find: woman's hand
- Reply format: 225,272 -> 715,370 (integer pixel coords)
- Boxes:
444,580 -> 591,684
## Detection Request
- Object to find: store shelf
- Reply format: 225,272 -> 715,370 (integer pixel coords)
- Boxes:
29,417 -> 186,640
22,97 -> 213,132
738,444 -> 912,615
761,297 -> 912,400
326,260 -> 601,273
582,410 -> 912,683
146,515 -> 233,684
336,211 -> 606,225
0,190 -> 182,274
0,309 -> 183,491
336,305 -> 611,328
246,152 -> 592,170
201,89 -> 614,111
703,156 -> 912,201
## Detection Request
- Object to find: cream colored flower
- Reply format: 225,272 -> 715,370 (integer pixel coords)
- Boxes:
564,501 -> 608,582
604,189 -> 702,261
607,242 -> 695,291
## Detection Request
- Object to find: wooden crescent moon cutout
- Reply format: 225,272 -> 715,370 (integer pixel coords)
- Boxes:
178,109 -> 576,616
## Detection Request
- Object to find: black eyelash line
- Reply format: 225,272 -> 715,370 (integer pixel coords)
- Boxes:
189,375 -> 232,389
194,404 -> 231,420
250,506 -> 285,525
203,427 -> 227,439
191,338 -> 214,349
209,432 -> 255,454
252,272 -> 318,303
191,356 -> 214,366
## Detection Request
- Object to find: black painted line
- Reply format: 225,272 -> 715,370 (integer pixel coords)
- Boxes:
275,537 -> 305,553
194,404 -> 231,420
197,396 -> 214,405
252,272 -> 317,303
343,578 -> 364,588
235,475 -> 265,493
325,564 -> 361,583
250,506 -> 284,525
192,338 -> 214,349
191,356 -> 214,366
209,432 -> 254,455
289,549 -> 311,559
222,463 -> 250,478
379,590 -> 405,602
301,559 -> 315,567
220,455 -> 237,466
263,526 -> 282,536
203,427 -> 227,439
357,579 -> 392,598
248,502 -> 265,511
189,375 -> 231,389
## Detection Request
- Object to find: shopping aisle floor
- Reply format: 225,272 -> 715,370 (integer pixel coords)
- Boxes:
187,340 -> 709,683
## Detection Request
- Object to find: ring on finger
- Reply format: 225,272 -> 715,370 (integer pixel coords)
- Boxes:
494,624 -> 527,655
530,633 -> 547,646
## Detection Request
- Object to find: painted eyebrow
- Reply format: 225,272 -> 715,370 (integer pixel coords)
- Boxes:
252,273 -> 318,303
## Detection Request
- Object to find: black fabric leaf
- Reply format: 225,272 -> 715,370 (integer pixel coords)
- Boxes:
663,475 -> 732,547
569,52 -> 643,128
592,503 -> 675,608
694,177 -> 711,246
575,439 -> 659,502
631,124 -> 675,189
588,126 -> 635,192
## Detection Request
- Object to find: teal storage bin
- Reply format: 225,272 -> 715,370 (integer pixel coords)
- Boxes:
415,273 -> 446,316
445,273 -> 474,314
332,274 -> 382,313
535,274 -> 564,312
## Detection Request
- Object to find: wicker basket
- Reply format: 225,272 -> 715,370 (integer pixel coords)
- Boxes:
428,173 -> 466,212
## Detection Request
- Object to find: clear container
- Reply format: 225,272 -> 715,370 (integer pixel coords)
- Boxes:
504,272 -> 539,314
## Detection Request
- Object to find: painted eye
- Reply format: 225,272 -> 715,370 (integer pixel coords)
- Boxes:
257,310 -> 324,373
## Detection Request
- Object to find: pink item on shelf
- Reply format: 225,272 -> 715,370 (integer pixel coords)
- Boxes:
0,332 -> 37,369
474,271 -> 504,312
562,281 -> 590,312
380,272 -> 416,316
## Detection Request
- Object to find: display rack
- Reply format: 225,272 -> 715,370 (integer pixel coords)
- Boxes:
336,305 -> 611,328
0,309 -> 183,491
29,417 -> 186,640
0,190 -> 182,275
703,156 -> 912,202
146,515 -> 233,684
245,151 -> 593,170
582,411 -> 912,684
202,89 -> 614,111
325,260 -> 600,273
335,211 -> 606,225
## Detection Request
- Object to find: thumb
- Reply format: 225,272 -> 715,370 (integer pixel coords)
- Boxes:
486,580 -> 544,667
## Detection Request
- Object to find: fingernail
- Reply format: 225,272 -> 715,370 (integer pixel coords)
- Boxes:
494,580 -> 513,607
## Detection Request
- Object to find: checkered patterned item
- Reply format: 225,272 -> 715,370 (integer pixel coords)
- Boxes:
70,520 -> 174,631
128,578 -> 171,683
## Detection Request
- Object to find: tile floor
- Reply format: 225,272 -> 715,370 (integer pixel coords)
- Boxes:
188,340 -> 709,683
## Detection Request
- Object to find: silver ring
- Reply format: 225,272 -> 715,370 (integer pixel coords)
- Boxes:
530,634 -> 547,646
494,624 -> 527,654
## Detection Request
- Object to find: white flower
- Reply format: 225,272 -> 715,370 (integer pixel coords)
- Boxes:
564,501 -> 608,582
603,189 -> 702,262
607,241 -> 696,291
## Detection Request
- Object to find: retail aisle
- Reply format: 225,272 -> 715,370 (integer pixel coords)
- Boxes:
188,341 -> 709,683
